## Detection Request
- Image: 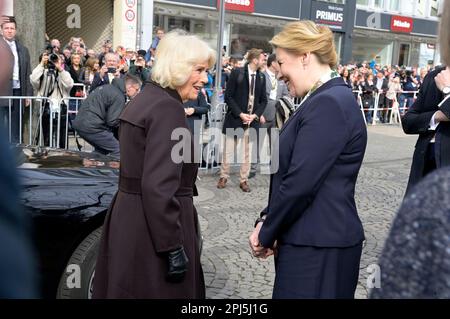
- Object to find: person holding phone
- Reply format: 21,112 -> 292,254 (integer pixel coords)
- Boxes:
128,53 -> 151,84
89,52 -> 124,93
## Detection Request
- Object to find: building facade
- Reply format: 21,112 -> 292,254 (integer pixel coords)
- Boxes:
6,0 -> 442,69
353,0 -> 441,67
152,0 -> 356,63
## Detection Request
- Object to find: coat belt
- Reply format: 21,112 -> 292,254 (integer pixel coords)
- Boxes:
119,176 -> 194,197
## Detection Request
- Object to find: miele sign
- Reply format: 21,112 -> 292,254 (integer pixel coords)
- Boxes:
311,1 -> 345,31
355,9 -> 438,37
218,0 -> 254,13
391,16 -> 414,33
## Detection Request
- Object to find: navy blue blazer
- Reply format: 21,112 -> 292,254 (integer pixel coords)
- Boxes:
259,77 -> 367,248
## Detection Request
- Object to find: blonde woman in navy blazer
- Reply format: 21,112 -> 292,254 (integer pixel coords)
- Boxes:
249,21 -> 368,299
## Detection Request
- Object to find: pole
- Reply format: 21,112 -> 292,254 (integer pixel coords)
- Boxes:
212,0 -> 226,108
140,0 -> 154,52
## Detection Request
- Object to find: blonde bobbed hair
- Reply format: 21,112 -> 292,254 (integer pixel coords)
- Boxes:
439,0 -> 450,66
270,20 -> 338,68
151,30 -> 216,89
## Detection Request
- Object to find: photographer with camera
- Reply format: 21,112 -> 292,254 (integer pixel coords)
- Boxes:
89,52 -> 124,93
128,52 -> 151,84
30,51 -> 74,148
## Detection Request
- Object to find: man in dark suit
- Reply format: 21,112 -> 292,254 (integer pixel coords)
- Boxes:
0,16 -> 33,144
217,48 -> 267,192
374,71 -> 389,122
402,65 -> 450,194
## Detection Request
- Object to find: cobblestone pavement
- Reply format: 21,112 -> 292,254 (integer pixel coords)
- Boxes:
195,125 -> 417,299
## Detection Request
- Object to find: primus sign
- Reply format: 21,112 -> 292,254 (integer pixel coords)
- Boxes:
312,2 -> 345,31
316,11 -> 344,23
218,0 -> 254,13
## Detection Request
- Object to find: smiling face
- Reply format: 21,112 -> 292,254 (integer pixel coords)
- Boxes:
176,62 -> 209,102
275,47 -> 309,97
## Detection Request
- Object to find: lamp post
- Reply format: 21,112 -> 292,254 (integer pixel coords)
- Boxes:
212,0 -> 226,108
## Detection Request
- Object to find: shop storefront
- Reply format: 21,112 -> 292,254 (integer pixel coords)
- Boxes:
45,0 -> 114,51
153,0 -> 299,57
353,9 -> 439,67
306,0 -> 355,64
153,0 -> 356,63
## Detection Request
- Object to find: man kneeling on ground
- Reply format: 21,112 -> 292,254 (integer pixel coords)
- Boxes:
72,74 -> 142,159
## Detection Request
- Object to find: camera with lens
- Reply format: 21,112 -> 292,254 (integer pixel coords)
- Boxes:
45,43 -> 54,55
47,53 -> 60,74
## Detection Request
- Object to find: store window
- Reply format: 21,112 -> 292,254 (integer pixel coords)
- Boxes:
356,0 -> 385,8
322,0 -> 346,4
398,43 -> 410,66
418,43 -> 436,67
353,35 -> 394,66
334,33 -> 342,63
399,0 -> 415,16
373,0 -> 385,8
389,0 -> 400,11
416,0 -> 427,16
430,0 -> 440,17
230,24 -> 275,57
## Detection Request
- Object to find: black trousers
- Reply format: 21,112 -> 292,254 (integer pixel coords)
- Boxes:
40,102 -> 68,149
0,89 -> 23,143
423,143 -> 437,177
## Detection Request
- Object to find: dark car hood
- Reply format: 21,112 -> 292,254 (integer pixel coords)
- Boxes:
15,146 -> 119,214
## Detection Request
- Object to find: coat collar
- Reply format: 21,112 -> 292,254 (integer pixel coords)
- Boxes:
280,77 -> 348,135
148,80 -> 183,103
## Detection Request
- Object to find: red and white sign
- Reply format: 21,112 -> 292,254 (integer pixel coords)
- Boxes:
125,0 -> 136,8
125,9 -> 136,22
391,16 -> 413,33
218,0 -> 254,13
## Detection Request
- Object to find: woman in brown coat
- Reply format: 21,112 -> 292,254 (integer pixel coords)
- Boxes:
93,30 -> 216,299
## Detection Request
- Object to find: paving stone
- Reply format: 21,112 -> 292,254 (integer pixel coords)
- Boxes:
196,125 -> 416,299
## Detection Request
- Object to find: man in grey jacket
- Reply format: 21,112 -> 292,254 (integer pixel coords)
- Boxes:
250,54 -> 289,177
261,53 -> 289,134
72,74 -> 142,159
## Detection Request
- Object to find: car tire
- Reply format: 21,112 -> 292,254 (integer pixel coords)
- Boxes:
56,227 -> 102,299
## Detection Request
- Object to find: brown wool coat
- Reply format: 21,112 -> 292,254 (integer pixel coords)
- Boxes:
93,82 -> 205,299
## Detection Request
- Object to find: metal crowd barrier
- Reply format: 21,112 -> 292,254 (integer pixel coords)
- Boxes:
353,90 -> 419,126
199,103 -> 227,173
60,97 -> 86,151
0,96 -> 55,146
0,95 -> 89,150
